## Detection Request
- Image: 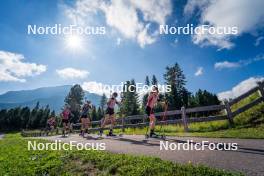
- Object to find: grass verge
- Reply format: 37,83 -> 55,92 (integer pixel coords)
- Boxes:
114,123 -> 264,139
0,133 -> 243,176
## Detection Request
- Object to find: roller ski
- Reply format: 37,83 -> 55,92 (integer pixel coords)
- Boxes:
79,129 -> 90,138
62,129 -> 70,138
145,130 -> 166,140
96,129 -> 104,139
79,130 -> 85,138
106,129 -> 122,138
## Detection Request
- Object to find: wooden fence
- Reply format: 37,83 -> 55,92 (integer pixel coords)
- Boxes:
74,81 -> 264,133
22,82 -> 264,136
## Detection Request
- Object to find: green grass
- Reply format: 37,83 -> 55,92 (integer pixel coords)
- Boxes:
172,124 -> 264,139
21,94 -> 264,139
115,98 -> 264,139
233,102 -> 264,126
114,120 -> 228,134
0,133 -> 242,176
231,92 -> 261,112
114,123 -> 264,139
229,91 -> 264,126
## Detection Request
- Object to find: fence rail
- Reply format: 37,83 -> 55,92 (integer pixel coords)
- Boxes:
22,82 -> 264,137
73,81 -> 264,133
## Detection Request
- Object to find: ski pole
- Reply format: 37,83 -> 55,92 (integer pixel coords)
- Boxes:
159,101 -> 168,136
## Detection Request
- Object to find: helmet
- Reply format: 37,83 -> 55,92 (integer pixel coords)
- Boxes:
86,100 -> 91,104
112,92 -> 118,97
152,86 -> 159,93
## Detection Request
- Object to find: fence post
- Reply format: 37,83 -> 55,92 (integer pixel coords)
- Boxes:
258,81 -> 264,99
224,101 -> 234,126
122,116 -> 125,133
181,106 -> 189,132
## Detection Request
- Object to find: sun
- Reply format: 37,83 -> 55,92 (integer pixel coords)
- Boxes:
65,34 -> 83,51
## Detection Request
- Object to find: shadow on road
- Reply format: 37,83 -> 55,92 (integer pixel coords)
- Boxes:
234,146 -> 264,156
101,136 -> 264,156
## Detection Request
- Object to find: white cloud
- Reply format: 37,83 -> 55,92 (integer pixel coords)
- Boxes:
215,54 -> 264,70
194,67 -> 203,76
130,0 -> 171,25
214,61 -> 241,70
184,0 -> 210,18
173,38 -> 178,44
56,68 -> 89,79
116,38 -> 122,46
137,23 -> 156,47
0,50 -> 46,82
192,32 -> 234,51
170,38 -> 179,47
64,0 -> 172,48
184,0 -> 264,50
82,81 -> 114,97
255,36 -> 264,46
218,77 -> 264,100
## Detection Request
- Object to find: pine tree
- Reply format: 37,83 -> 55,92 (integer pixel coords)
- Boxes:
100,93 -> 107,113
91,106 -> 97,121
151,75 -> 158,86
20,107 -> 30,129
51,110 -> 56,117
145,76 -> 150,86
142,94 -> 148,108
130,79 -> 140,115
30,102 -> 40,129
142,76 -> 150,108
164,63 -> 189,110
35,108 -> 44,128
189,89 -> 220,107
12,107 -> 22,129
40,105 -> 50,127
0,109 -> 7,130
121,80 -> 140,117
64,84 -> 85,123
97,107 -> 103,120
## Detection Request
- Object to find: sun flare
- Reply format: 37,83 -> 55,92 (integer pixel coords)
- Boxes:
65,34 -> 83,51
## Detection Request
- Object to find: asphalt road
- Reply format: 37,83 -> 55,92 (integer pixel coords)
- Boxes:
37,134 -> 264,176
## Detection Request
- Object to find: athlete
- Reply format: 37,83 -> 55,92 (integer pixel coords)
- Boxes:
99,92 -> 120,136
61,106 -> 71,136
80,100 -> 92,137
47,116 -> 56,131
146,86 -> 159,137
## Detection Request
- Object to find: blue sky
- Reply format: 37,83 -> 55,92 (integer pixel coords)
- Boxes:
0,0 -> 263,99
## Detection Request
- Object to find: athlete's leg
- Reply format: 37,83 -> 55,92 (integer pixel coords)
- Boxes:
62,122 -> 66,136
110,114 -> 116,129
100,114 -> 110,135
87,117 -> 91,132
149,114 -> 156,129
109,114 -> 116,135
84,118 -> 90,134
149,114 -> 156,136
80,118 -> 85,136
101,114 -> 110,128
66,121 -> 70,134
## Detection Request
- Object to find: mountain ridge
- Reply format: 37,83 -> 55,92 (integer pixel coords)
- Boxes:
0,85 -> 101,113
